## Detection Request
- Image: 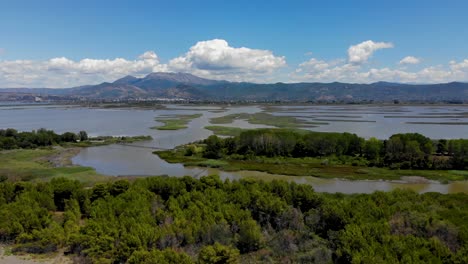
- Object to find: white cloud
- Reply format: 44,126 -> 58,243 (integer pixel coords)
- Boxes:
2,39 -> 468,87
47,52 -> 165,75
0,51 -> 167,88
138,51 -> 158,60
292,57 -> 468,84
291,60 -> 361,83
0,39 -> 287,87
450,59 -> 468,71
399,56 -> 421,65
291,40 -> 468,83
292,58 -> 358,82
168,39 -> 286,82
348,40 -> 394,64
0,48 -> 5,55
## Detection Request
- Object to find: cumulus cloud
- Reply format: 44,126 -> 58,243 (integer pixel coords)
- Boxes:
399,56 -> 421,65
168,39 -> 286,82
0,39 -> 287,87
2,39 -> 468,87
348,40 -> 394,64
293,58 -> 358,82
450,59 -> 468,71
291,40 -> 468,83
291,56 -> 468,83
46,54 -> 165,76
138,51 -> 158,60
291,59 -> 361,83
0,51 -> 167,88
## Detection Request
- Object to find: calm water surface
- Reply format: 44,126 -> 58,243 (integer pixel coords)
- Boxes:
1,103 -> 467,194
273,105 -> 468,139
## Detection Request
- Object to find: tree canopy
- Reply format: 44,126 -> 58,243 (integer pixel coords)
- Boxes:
201,129 -> 468,170
1,176 -> 468,263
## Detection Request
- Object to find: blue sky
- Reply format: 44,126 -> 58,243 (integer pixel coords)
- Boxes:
1,0 -> 468,87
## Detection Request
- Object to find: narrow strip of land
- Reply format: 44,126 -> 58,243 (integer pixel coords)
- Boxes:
152,114 -> 202,130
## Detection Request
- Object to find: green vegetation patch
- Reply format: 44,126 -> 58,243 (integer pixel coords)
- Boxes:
3,176 -> 468,263
152,114 -> 202,130
155,147 -> 206,164
0,128 -> 151,150
210,112 -> 326,128
0,148 -> 108,184
205,126 -> 312,137
0,129 -> 153,184
406,121 -> 468,125
313,119 -> 376,123
384,115 -> 467,118
156,148 -> 465,181
186,159 -> 229,168
210,113 -> 251,124
204,126 -> 246,136
64,135 -> 153,147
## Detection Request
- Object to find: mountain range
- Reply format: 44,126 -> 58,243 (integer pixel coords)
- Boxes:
1,72 -> 468,102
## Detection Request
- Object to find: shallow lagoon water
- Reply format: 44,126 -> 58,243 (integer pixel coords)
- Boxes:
272,105 -> 468,139
1,103 -> 467,194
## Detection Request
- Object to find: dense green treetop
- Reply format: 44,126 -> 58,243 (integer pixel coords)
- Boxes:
201,129 -> 468,170
1,176 -> 468,263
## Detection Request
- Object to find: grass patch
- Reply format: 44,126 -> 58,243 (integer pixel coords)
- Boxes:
205,126 -> 311,137
405,122 -> 468,125
155,149 -> 229,169
63,135 -> 152,147
210,112 -> 326,128
0,148 -> 109,185
210,113 -> 251,124
448,170 -> 468,177
384,115 -> 466,118
205,126 -> 246,136
313,119 -> 376,122
186,159 -> 229,168
2,246 -> 13,256
152,114 -> 202,130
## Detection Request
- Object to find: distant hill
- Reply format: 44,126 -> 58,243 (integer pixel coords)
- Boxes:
1,72 -> 467,102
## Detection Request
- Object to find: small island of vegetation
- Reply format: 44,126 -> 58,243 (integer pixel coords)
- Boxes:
152,114 -> 203,130
210,112 -> 325,128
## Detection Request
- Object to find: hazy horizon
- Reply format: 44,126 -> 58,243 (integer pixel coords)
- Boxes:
2,71 -> 468,90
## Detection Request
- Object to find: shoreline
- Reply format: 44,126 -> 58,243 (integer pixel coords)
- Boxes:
154,145 -> 468,184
